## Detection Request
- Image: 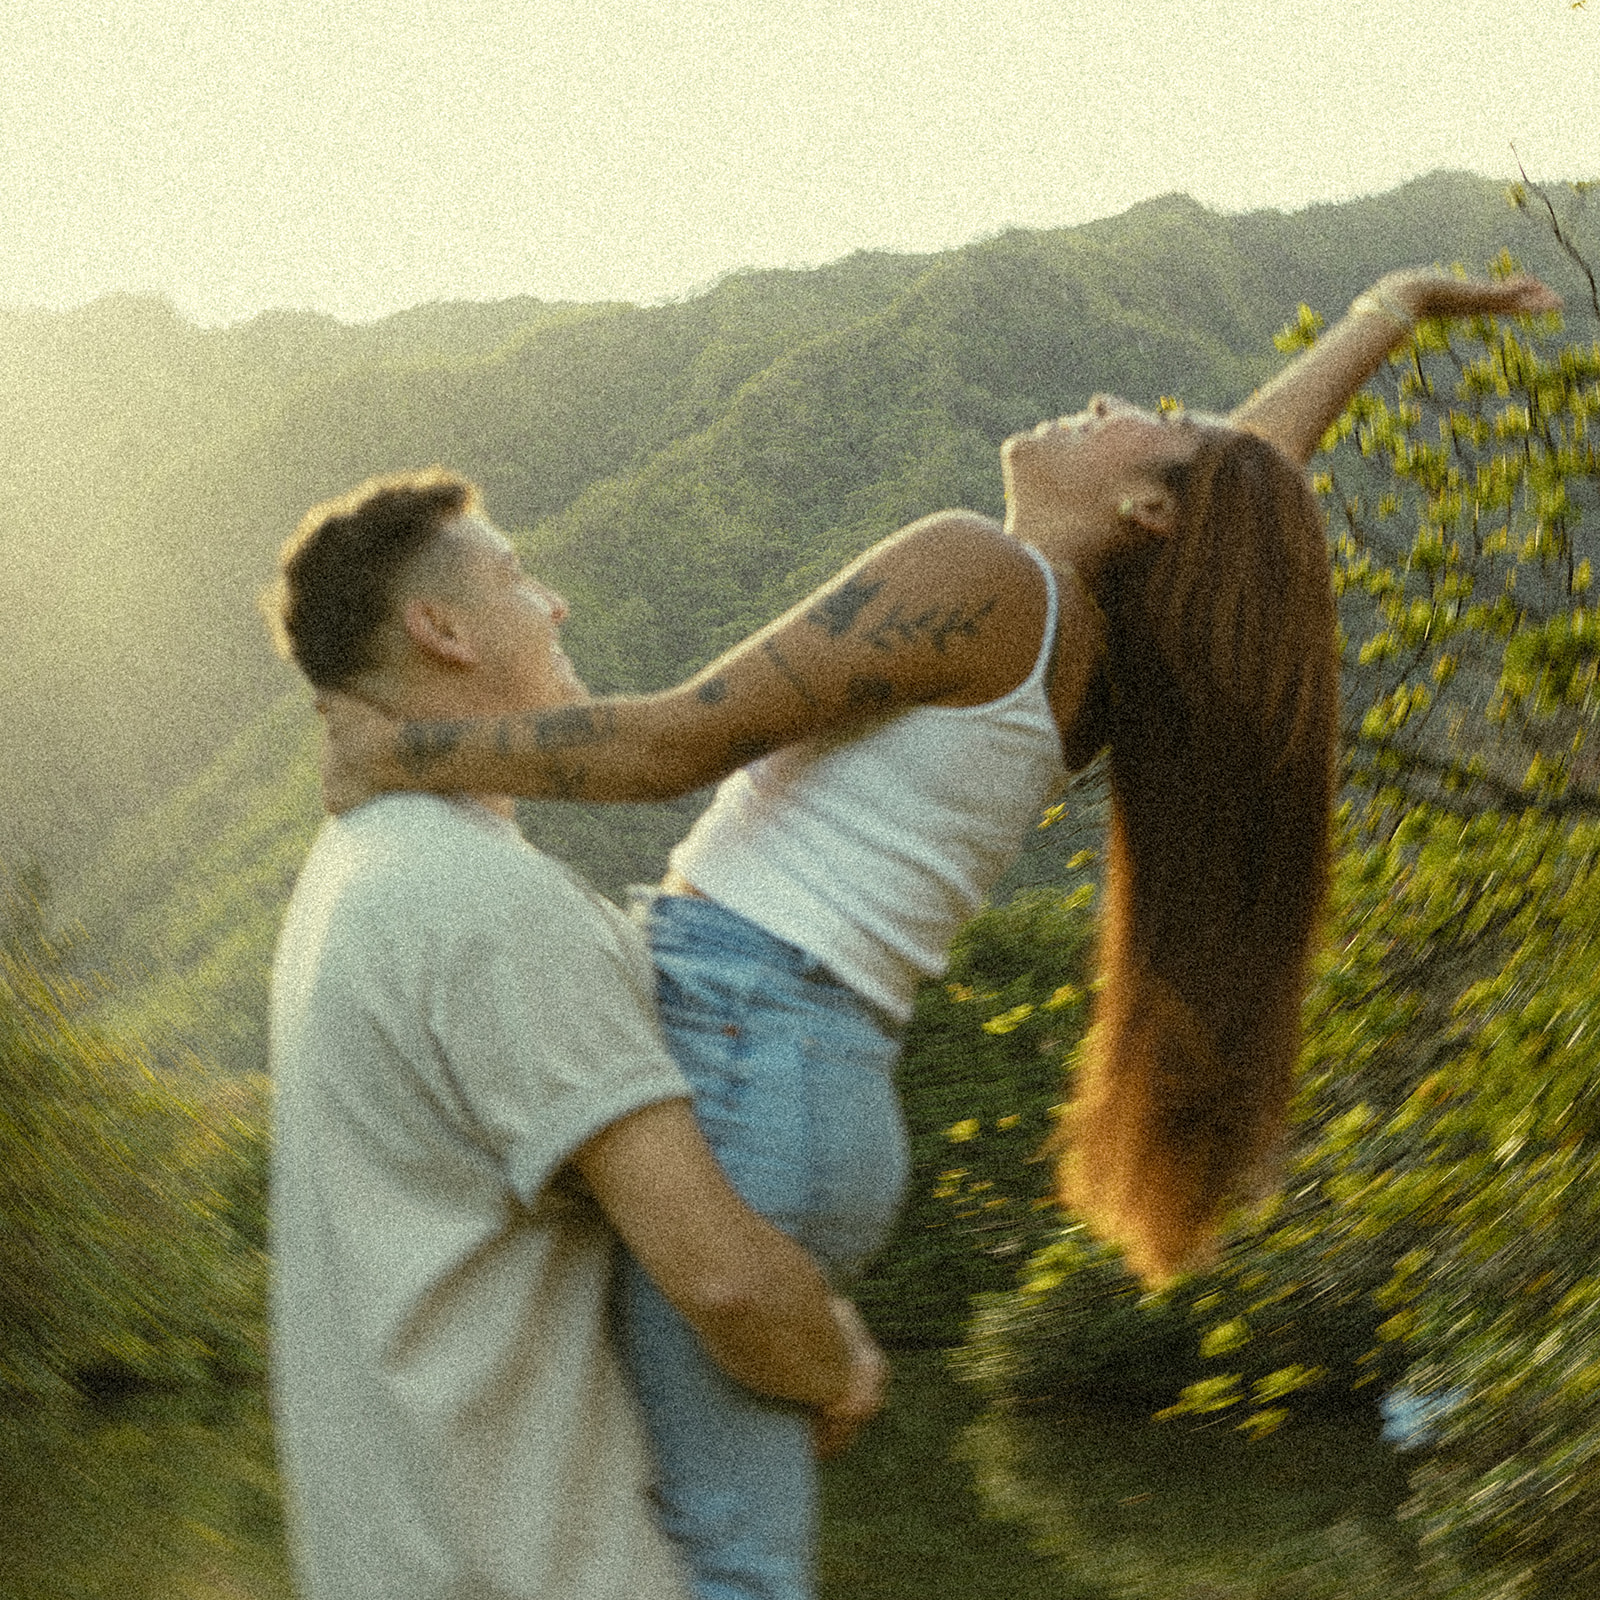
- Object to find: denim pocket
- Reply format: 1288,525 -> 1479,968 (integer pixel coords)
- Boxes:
794,1027 -> 909,1277
664,986 -> 907,1275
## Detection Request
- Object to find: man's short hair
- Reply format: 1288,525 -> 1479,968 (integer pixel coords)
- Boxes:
265,469 -> 478,691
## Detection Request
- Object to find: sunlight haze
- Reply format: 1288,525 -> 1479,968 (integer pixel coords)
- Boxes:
1,0 -> 1595,322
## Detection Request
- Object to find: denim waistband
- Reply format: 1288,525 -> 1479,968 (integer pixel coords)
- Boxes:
628,886 -> 905,1039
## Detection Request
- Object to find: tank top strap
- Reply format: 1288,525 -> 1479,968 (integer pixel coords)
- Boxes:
1018,543 -> 1062,695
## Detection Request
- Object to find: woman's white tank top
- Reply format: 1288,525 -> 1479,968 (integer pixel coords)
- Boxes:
668,545 -> 1068,1021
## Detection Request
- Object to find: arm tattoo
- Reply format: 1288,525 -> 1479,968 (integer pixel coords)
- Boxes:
546,762 -> 591,800
807,575 -> 886,638
525,704 -> 619,751
761,640 -> 820,708
399,719 -> 468,776
729,736 -> 776,764
845,675 -> 896,711
696,677 -> 729,704
868,596 -> 998,655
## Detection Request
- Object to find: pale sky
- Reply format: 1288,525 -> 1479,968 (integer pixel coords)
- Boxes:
1,0 -> 1595,326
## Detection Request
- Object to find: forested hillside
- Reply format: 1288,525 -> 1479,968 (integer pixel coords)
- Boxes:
4,253 -> 929,865
9,168 -> 1597,1073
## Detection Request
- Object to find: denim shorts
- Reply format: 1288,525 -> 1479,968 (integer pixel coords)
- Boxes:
618,891 -> 910,1600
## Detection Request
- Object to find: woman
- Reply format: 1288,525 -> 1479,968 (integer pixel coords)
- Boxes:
322,268 -> 1558,1600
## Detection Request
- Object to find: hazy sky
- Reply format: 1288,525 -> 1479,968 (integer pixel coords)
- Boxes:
2,0 -> 1595,326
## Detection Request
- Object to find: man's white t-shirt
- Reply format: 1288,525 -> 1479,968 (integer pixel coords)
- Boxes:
269,793 -> 692,1600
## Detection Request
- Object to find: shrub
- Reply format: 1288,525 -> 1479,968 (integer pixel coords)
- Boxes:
1,867 -> 269,1410
964,809 -> 1600,1596
955,240 -> 1600,1591
1359,811 -> 1600,1599
855,886 -> 1096,1345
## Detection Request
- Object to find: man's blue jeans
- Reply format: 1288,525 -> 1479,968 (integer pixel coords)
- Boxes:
620,892 -> 909,1600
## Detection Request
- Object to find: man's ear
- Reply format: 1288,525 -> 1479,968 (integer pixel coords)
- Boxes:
1121,482 -> 1180,537
401,597 -> 478,667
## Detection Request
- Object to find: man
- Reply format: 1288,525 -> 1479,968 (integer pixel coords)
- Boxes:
263,470 -> 882,1600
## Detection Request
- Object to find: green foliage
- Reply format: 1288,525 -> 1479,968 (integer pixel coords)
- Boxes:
1342,810 -> 1600,1598
855,887 -> 1097,1346
1291,214 -> 1600,1597
1318,264 -> 1600,813
967,205 -> 1600,1595
957,806 -> 1600,1594
1160,804 -> 1600,1597
0,1387 -> 291,1600
0,865 -> 268,1410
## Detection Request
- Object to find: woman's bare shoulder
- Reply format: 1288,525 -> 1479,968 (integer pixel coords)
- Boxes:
873,508 -> 1031,582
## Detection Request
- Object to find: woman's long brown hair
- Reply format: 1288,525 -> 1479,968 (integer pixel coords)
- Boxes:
1056,426 -> 1338,1285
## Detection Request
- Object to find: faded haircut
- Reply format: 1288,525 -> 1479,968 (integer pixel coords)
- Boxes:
264,469 -> 477,692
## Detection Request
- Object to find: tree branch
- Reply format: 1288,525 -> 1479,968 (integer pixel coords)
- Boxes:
1344,724 -> 1600,820
1514,160 -> 1600,324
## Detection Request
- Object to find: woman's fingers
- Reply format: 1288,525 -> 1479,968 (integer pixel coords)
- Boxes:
1388,269 -> 1561,321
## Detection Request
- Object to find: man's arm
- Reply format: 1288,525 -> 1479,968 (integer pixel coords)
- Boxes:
572,1097 -> 881,1413
324,511 -> 1065,807
1231,268 -> 1560,468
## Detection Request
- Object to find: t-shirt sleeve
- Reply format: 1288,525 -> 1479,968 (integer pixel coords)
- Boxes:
424,853 -> 689,1208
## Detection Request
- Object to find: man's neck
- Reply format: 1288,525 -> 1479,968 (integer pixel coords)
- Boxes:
360,672 -> 517,822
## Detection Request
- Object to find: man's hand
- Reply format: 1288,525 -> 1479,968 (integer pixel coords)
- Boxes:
575,1100 -> 854,1407
320,692 -> 409,814
813,1296 -> 888,1461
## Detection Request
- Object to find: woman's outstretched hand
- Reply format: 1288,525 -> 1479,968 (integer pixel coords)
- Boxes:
1233,267 -> 1561,466
1372,268 -> 1562,325
319,692 -> 410,815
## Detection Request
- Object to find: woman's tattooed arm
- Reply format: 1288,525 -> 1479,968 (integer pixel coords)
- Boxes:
332,510 -> 1075,805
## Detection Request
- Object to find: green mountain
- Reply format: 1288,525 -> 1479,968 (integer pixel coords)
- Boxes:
25,169 -> 1598,1070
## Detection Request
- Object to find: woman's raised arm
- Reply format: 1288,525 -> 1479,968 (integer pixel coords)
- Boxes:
1230,268 -> 1560,467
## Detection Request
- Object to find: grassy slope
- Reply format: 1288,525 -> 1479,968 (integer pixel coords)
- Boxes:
2,1352 -> 1437,1600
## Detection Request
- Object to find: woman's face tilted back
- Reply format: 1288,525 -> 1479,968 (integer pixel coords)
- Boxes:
1000,395 -> 1203,579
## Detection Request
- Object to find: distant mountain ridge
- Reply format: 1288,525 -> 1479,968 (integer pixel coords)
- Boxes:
15,169 -> 1597,1069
